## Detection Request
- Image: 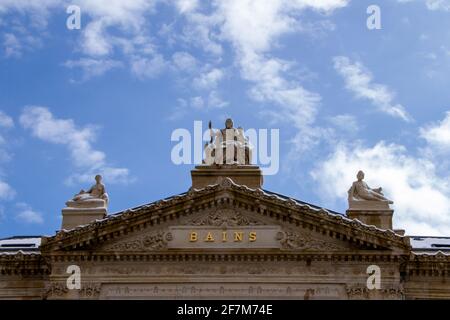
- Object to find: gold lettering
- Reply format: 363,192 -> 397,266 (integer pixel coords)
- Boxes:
189,232 -> 198,242
249,231 -> 257,242
234,232 -> 243,242
205,232 -> 214,242
222,231 -> 227,242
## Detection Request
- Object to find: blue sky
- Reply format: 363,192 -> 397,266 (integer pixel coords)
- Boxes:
1,0 -> 450,237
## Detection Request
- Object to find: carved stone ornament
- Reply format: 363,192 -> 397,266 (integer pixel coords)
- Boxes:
43,282 -> 68,299
346,286 -> 368,299
103,230 -> 167,251
346,285 -> 404,300
80,283 -> 101,298
280,231 -> 344,251
185,209 -> 265,227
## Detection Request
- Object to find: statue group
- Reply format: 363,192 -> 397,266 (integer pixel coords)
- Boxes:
204,118 -> 252,165
64,120 -> 394,214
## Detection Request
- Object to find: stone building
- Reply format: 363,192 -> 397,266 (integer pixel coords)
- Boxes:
1,120 -> 449,300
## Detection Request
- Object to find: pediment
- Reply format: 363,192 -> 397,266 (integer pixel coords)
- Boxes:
40,178 -> 411,255
95,207 -> 356,253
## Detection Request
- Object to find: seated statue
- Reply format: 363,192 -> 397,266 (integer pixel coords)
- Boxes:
204,118 -> 252,165
348,171 -> 393,208
67,175 -> 109,208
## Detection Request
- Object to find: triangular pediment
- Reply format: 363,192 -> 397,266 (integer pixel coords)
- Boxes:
94,207 -> 357,253
40,178 -> 411,255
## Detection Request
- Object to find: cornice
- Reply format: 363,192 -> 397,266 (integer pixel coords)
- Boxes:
44,251 -> 405,263
0,251 -> 50,275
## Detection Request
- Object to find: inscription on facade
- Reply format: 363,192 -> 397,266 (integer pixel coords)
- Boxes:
167,226 -> 282,249
101,283 -> 346,299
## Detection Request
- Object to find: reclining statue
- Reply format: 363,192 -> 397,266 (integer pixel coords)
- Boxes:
348,171 -> 393,207
67,175 -> 109,208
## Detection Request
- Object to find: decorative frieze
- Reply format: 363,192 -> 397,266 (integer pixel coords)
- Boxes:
280,231 -> 346,251
184,209 -> 265,227
102,231 -> 167,251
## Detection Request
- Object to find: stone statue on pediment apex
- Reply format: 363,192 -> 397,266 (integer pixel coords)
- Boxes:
204,118 -> 252,165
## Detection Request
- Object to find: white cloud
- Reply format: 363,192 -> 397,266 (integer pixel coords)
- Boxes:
171,53 -> 228,112
397,0 -> 450,11
1,18 -> 43,58
178,11 -> 224,56
19,106 -> 132,185
207,90 -> 228,109
3,33 -> 21,58
0,180 -> 15,200
0,0 -> 163,81
189,91 -> 228,110
193,68 -> 224,90
72,0 -> 158,57
0,0 -> 62,28
311,141 -> 450,236
131,54 -> 167,79
81,19 -> 113,57
66,167 -> 133,186
0,110 -> 15,200
190,96 -> 204,109
328,114 -> 359,133
420,111 -> 450,151
63,58 -> 123,80
217,0 -> 349,54
333,56 -> 412,122
205,0 -> 349,152
172,51 -> 198,73
0,111 -> 14,129
175,0 -> 199,13
426,0 -> 450,11
15,203 -> 43,224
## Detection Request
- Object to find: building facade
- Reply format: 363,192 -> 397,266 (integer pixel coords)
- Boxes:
1,122 -> 449,300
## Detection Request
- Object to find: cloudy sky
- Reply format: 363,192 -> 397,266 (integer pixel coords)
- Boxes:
1,0 -> 450,237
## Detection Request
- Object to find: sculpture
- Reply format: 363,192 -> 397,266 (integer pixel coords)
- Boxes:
203,118 -> 252,165
61,175 -> 108,230
348,170 -> 393,205
69,175 -> 109,208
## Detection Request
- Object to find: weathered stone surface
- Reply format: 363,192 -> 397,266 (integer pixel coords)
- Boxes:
346,209 -> 394,230
61,207 -> 107,230
191,165 -> 263,189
